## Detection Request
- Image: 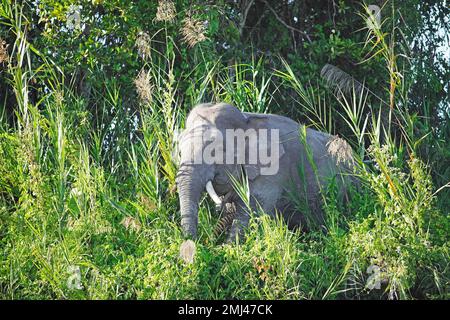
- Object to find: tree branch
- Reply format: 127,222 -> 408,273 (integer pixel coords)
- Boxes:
238,0 -> 255,37
261,0 -> 312,43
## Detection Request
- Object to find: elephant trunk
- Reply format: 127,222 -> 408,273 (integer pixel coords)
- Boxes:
177,164 -> 212,239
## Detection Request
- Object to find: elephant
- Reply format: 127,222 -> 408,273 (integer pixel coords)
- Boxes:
175,102 -> 357,242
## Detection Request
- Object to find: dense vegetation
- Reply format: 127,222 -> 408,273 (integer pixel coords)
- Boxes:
0,0 -> 448,299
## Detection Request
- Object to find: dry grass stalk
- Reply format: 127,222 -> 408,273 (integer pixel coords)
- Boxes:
181,14 -> 207,48
121,216 -> 142,232
327,135 -> 354,165
179,240 -> 196,264
0,38 -> 9,64
155,0 -> 176,22
136,31 -> 151,60
134,69 -> 153,105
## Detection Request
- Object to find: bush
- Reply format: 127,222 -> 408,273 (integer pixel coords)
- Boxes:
0,1 -> 448,300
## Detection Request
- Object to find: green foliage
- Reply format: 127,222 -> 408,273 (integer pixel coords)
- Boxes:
0,0 -> 448,300
346,145 -> 449,299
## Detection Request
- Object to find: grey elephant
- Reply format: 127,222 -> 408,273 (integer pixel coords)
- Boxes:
176,102 -> 356,242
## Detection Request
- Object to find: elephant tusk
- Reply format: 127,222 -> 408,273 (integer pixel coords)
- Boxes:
206,180 -> 222,206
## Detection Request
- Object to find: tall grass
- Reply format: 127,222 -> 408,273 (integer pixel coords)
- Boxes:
0,1 -> 448,299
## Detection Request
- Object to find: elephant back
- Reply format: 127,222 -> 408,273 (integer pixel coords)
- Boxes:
186,103 -> 247,130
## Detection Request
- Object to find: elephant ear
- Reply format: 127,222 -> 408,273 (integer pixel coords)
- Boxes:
243,164 -> 259,180
242,114 -> 285,180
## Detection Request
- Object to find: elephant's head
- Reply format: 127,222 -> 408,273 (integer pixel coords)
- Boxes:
176,103 -> 283,238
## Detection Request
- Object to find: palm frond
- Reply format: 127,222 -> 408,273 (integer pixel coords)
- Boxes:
320,63 -> 389,107
320,63 -> 364,96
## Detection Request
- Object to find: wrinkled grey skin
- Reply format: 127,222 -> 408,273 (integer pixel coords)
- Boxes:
176,102 -> 355,242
